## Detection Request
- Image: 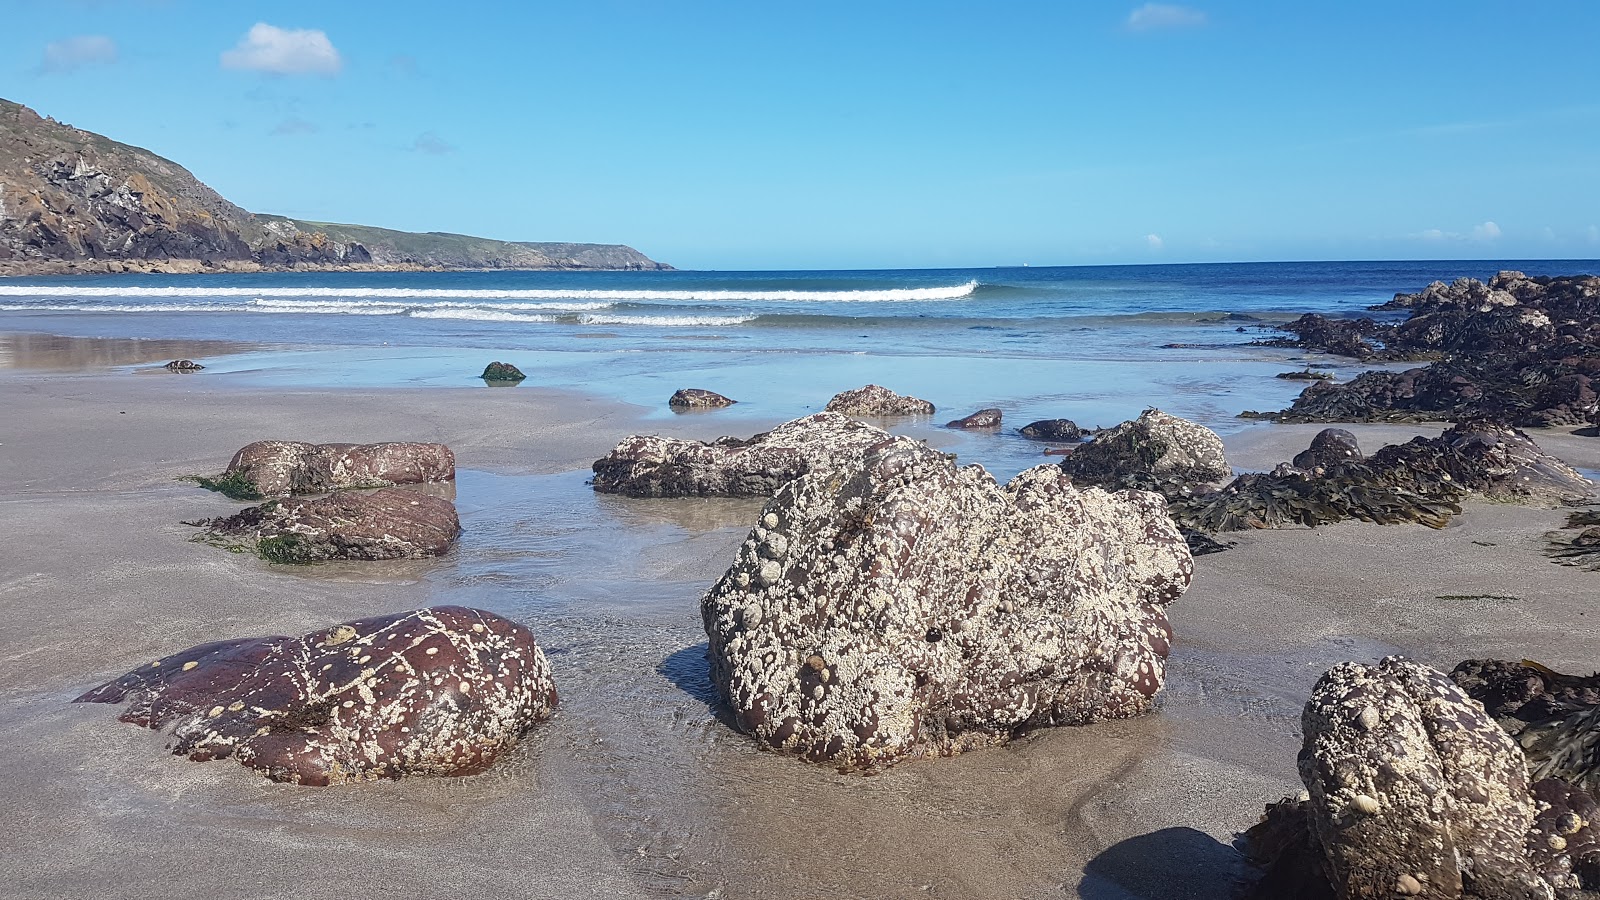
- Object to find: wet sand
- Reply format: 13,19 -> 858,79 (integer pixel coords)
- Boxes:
2,370 -> 1597,899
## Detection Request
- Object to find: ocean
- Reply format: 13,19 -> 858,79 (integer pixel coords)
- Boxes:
2,258 -> 1596,475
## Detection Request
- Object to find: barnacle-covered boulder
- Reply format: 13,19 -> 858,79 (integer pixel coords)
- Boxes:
74,606 -> 557,785
590,412 -> 892,498
216,440 -> 456,498
668,388 -> 737,409
701,436 -> 1192,768
1059,408 -> 1230,495
198,488 -> 461,562
1452,659 -> 1600,795
824,384 -> 936,417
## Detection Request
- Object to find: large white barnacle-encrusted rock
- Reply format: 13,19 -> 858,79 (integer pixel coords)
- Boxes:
700,436 -> 1192,768
591,411 -> 895,498
75,606 -> 556,785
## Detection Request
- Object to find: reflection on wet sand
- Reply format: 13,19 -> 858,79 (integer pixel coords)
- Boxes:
0,332 -> 257,371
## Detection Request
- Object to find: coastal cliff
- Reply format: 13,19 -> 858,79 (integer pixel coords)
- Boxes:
0,98 -> 669,275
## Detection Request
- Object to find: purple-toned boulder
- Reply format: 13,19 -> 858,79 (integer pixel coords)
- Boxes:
824,384 -> 936,417
75,606 -> 557,785
218,440 -> 456,498
945,408 -> 1003,429
199,488 -> 460,562
669,388 -> 737,409
701,436 -> 1192,769
591,411 -> 893,498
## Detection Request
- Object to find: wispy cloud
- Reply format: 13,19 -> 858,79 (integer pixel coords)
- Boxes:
1127,3 -> 1208,32
1146,234 -> 1165,250
41,35 -> 117,73
1413,221 -> 1502,242
270,117 -> 318,136
221,23 -> 342,76
411,132 -> 455,155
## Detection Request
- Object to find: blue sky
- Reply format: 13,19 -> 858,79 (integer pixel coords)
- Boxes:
6,1 -> 1599,269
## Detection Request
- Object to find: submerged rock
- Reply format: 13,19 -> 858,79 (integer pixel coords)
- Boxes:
590,411 -> 892,498
75,606 -> 557,785
824,384 -> 936,417
668,388 -> 737,409
1245,656 -> 1599,899
1018,418 -> 1086,442
1059,408 -> 1231,496
214,440 -> 456,498
1452,659 -> 1600,796
701,436 -> 1192,768
480,361 -> 526,382
198,488 -> 461,562
945,407 -> 1002,430
163,359 -> 204,371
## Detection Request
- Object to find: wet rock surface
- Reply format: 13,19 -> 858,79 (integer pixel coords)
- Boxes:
1452,659 -> 1600,796
1018,418 -> 1086,442
75,606 -> 557,785
1258,272 -> 1600,426
479,361 -> 526,382
824,384 -> 936,417
198,488 -> 461,561
668,388 -> 736,409
591,411 -> 893,498
215,440 -> 456,498
1059,408 -> 1231,496
1244,656 -> 1600,899
1291,428 -> 1364,472
701,436 -> 1192,768
946,407 -> 1003,429
163,359 -> 204,371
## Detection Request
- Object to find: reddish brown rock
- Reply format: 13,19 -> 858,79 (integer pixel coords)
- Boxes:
218,440 -> 455,498
824,384 -> 936,416
945,408 -> 1003,429
200,488 -> 460,562
75,606 -> 557,785
668,388 -> 737,409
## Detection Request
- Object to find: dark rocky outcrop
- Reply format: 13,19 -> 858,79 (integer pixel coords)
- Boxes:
1244,656 -> 1600,899
590,412 -> 893,498
668,388 -> 736,409
211,440 -> 455,498
163,359 -> 204,372
1291,428 -> 1364,473
945,408 -> 1002,430
701,436 -> 1192,768
1452,659 -> 1600,796
197,488 -> 461,562
1018,418 -> 1086,442
1256,273 -> 1600,427
823,384 -> 936,417
480,362 -> 526,383
1059,408 -> 1232,497
75,606 -> 557,785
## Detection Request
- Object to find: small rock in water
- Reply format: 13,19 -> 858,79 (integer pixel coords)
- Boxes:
195,487 -> 461,561
668,388 -> 737,409
213,440 -> 455,498
1018,418 -> 1085,442
945,408 -> 1003,429
480,361 -> 526,382
823,384 -> 936,417
74,606 -> 557,784
163,359 -> 204,371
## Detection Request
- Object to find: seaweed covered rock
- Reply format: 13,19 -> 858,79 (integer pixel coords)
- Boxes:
1452,659 -> 1600,796
163,359 -> 204,371
213,440 -> 456,498
946,407 -> 1002,430
480,361 -> 526,382
1245,657 -> 1596,899
199,488 -> 461,562
591,411 -> 892,498
701,436 -> 1192,768
1018,418 -> 1086,442
1058,408 -> 1230,496
75,606 -> 556,785
823,384 -> 936,417
668,388 -> 737,409
1291,428 -> 1364,473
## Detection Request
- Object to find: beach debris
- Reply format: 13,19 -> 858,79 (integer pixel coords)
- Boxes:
74,606 -> 556,785
668,388 -> 737,409
1242,656 -> 1599,898
1018,418 -> 1087,442
480,361 -> 526,383
193,487 -> 460,562
1257,272 -> 1600,427
700,436 -> 1191,768
1451,659 -> 1600,796
1059,408 -> 1232,497
945,407 -> 1003,430
199,440 -> 456,499
162,359 -> 204,372
823,384 -> 936,417
591,411 -> 894,498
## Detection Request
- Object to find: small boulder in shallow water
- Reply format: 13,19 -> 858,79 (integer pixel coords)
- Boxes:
198,487 -> 460,562
668,388 -> 736,409
945,407 -> 1003,430
163,359 -> 204,372
75,606 -> 557,785
1018,418 -> 1086,442
479,361 -> 526,382
216,440 -> 455,498
701,436 -> 1192,768
824,384 -> 936,417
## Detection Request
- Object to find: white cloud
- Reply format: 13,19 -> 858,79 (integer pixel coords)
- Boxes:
1412,222 -> 1501,243
1472,220 -> 1501,240
271,117 -> 318,136
1145,233 -> 1165,250
221,23 -> 342,76
1417,228 -> 1447,242
1127,3 -> 1208,31
41,35 -> 117,73
412,132 -> 455,155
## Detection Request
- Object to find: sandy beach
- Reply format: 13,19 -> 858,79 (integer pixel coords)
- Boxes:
2,364 -> 1597,900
